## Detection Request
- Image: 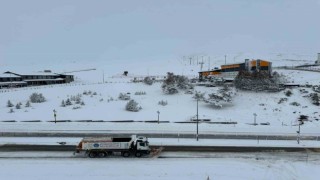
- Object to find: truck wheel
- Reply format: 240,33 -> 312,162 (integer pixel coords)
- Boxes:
122,151 -> 130,157
135,152 -> 142,157
89,152 -> 97,158
98,152 -> 107,158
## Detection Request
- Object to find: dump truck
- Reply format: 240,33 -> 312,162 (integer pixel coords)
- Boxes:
75,135 -> 161,158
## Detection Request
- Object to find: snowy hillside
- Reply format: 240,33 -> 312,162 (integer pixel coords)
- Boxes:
1,57 -> 319,135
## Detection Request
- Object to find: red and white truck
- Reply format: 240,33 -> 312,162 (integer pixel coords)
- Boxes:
75,135 -> 152,158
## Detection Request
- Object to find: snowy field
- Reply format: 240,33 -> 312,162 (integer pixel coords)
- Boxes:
1,60 -> 320,135
0,157 -> 319,180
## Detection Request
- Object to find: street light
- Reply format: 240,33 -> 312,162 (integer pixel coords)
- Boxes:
196,99 -> 199,141
253,113 -> 257,126
157,111 -> 160,124
53,109 -> 57,123
297,121 -> 302,144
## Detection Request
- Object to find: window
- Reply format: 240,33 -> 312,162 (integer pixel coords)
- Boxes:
139,142 -> 145,147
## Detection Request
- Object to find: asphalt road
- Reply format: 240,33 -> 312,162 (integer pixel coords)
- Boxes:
1,144 -> 319,153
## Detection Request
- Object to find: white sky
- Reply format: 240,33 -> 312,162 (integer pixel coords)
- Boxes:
0,0 -> 320,66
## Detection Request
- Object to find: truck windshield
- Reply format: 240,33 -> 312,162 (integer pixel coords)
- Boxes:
139,142 -> 145,147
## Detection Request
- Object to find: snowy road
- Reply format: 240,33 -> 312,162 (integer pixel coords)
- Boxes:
0,152 -> 319,180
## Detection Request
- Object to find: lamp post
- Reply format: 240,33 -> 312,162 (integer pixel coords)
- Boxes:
196,99 -> 199,141
297,121 -> 302,144
53,109 -> 57,124
157,111 -> 160,124
253,113 -> 257,125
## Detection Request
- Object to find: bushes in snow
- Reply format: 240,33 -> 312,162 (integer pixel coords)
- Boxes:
135,91 -> 146,95
61,93 -> 85,107
313,85 -> 320,93
161,72 -> 193,94
290,102 -> 300,106
285,90 -> 293,97
29,93 -> 46,103
9,108 -> 14,113
158,100 -> 168,106
15,103 -> 21,109
83,90 -> 97,96
25,101 -> 31,107
193,91 -> 205,100
278,98 -> 288,104
143,76 -> 154,85
310,93 -> 320,106
119,93 -> 130,100
125,99 -> 142,112
203,85 -> 235,108
7,100 -> 14,107
66,99 -> 73,106
234,71 -> 283,92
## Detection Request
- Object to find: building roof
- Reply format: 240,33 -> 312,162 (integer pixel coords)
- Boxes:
23,78 -> 64,82
0,74 -> 21,78
5,71 -> 60,76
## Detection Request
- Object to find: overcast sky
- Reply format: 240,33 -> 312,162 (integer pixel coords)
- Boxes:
0,0 -> 319,66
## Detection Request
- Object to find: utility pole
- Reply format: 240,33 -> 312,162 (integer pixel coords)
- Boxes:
102,70 -> 104,83
199,61 -> 204,71
208,56 -> 211,71
196,99 -> 199,141
224,55 -> 227,65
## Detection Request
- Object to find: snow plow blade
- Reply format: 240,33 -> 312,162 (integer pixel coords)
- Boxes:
149,147 -> 164,158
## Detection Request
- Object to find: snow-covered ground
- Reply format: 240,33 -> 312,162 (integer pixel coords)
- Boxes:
0,157 -> 319,180
0,54 -> 319,180
0,61 -> 319,135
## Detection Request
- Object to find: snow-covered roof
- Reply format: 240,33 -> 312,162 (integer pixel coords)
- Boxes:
18,72 -> 59,76
5,71 -> 60,76
0,74 -> 21,78
23,78 -> 64,82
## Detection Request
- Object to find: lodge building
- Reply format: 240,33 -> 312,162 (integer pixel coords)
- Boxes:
199,59 -> 272,80
0,71 -> 74,89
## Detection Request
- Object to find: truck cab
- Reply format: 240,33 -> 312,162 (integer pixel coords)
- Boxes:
136,136 -> 150,152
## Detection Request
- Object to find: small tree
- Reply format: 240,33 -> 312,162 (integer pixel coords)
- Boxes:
7,100 -> 14,107
61,100 -> 66,107
80,101 -> 85,106
193,91 -> 205,100
285,90 -> 293,97
75,97 -> 81,104
65,98 -> 72,106
9,108 -> 14,113
16,103 -> 21,109
125,99 -> 142,112
25,101 -> 31,107
310,93 -> 320,106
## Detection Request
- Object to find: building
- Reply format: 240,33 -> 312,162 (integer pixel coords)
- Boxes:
0,71 -> 74,89
0,73 -> 27,88
316,53 -> 320,65
199,59 -> 272,80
